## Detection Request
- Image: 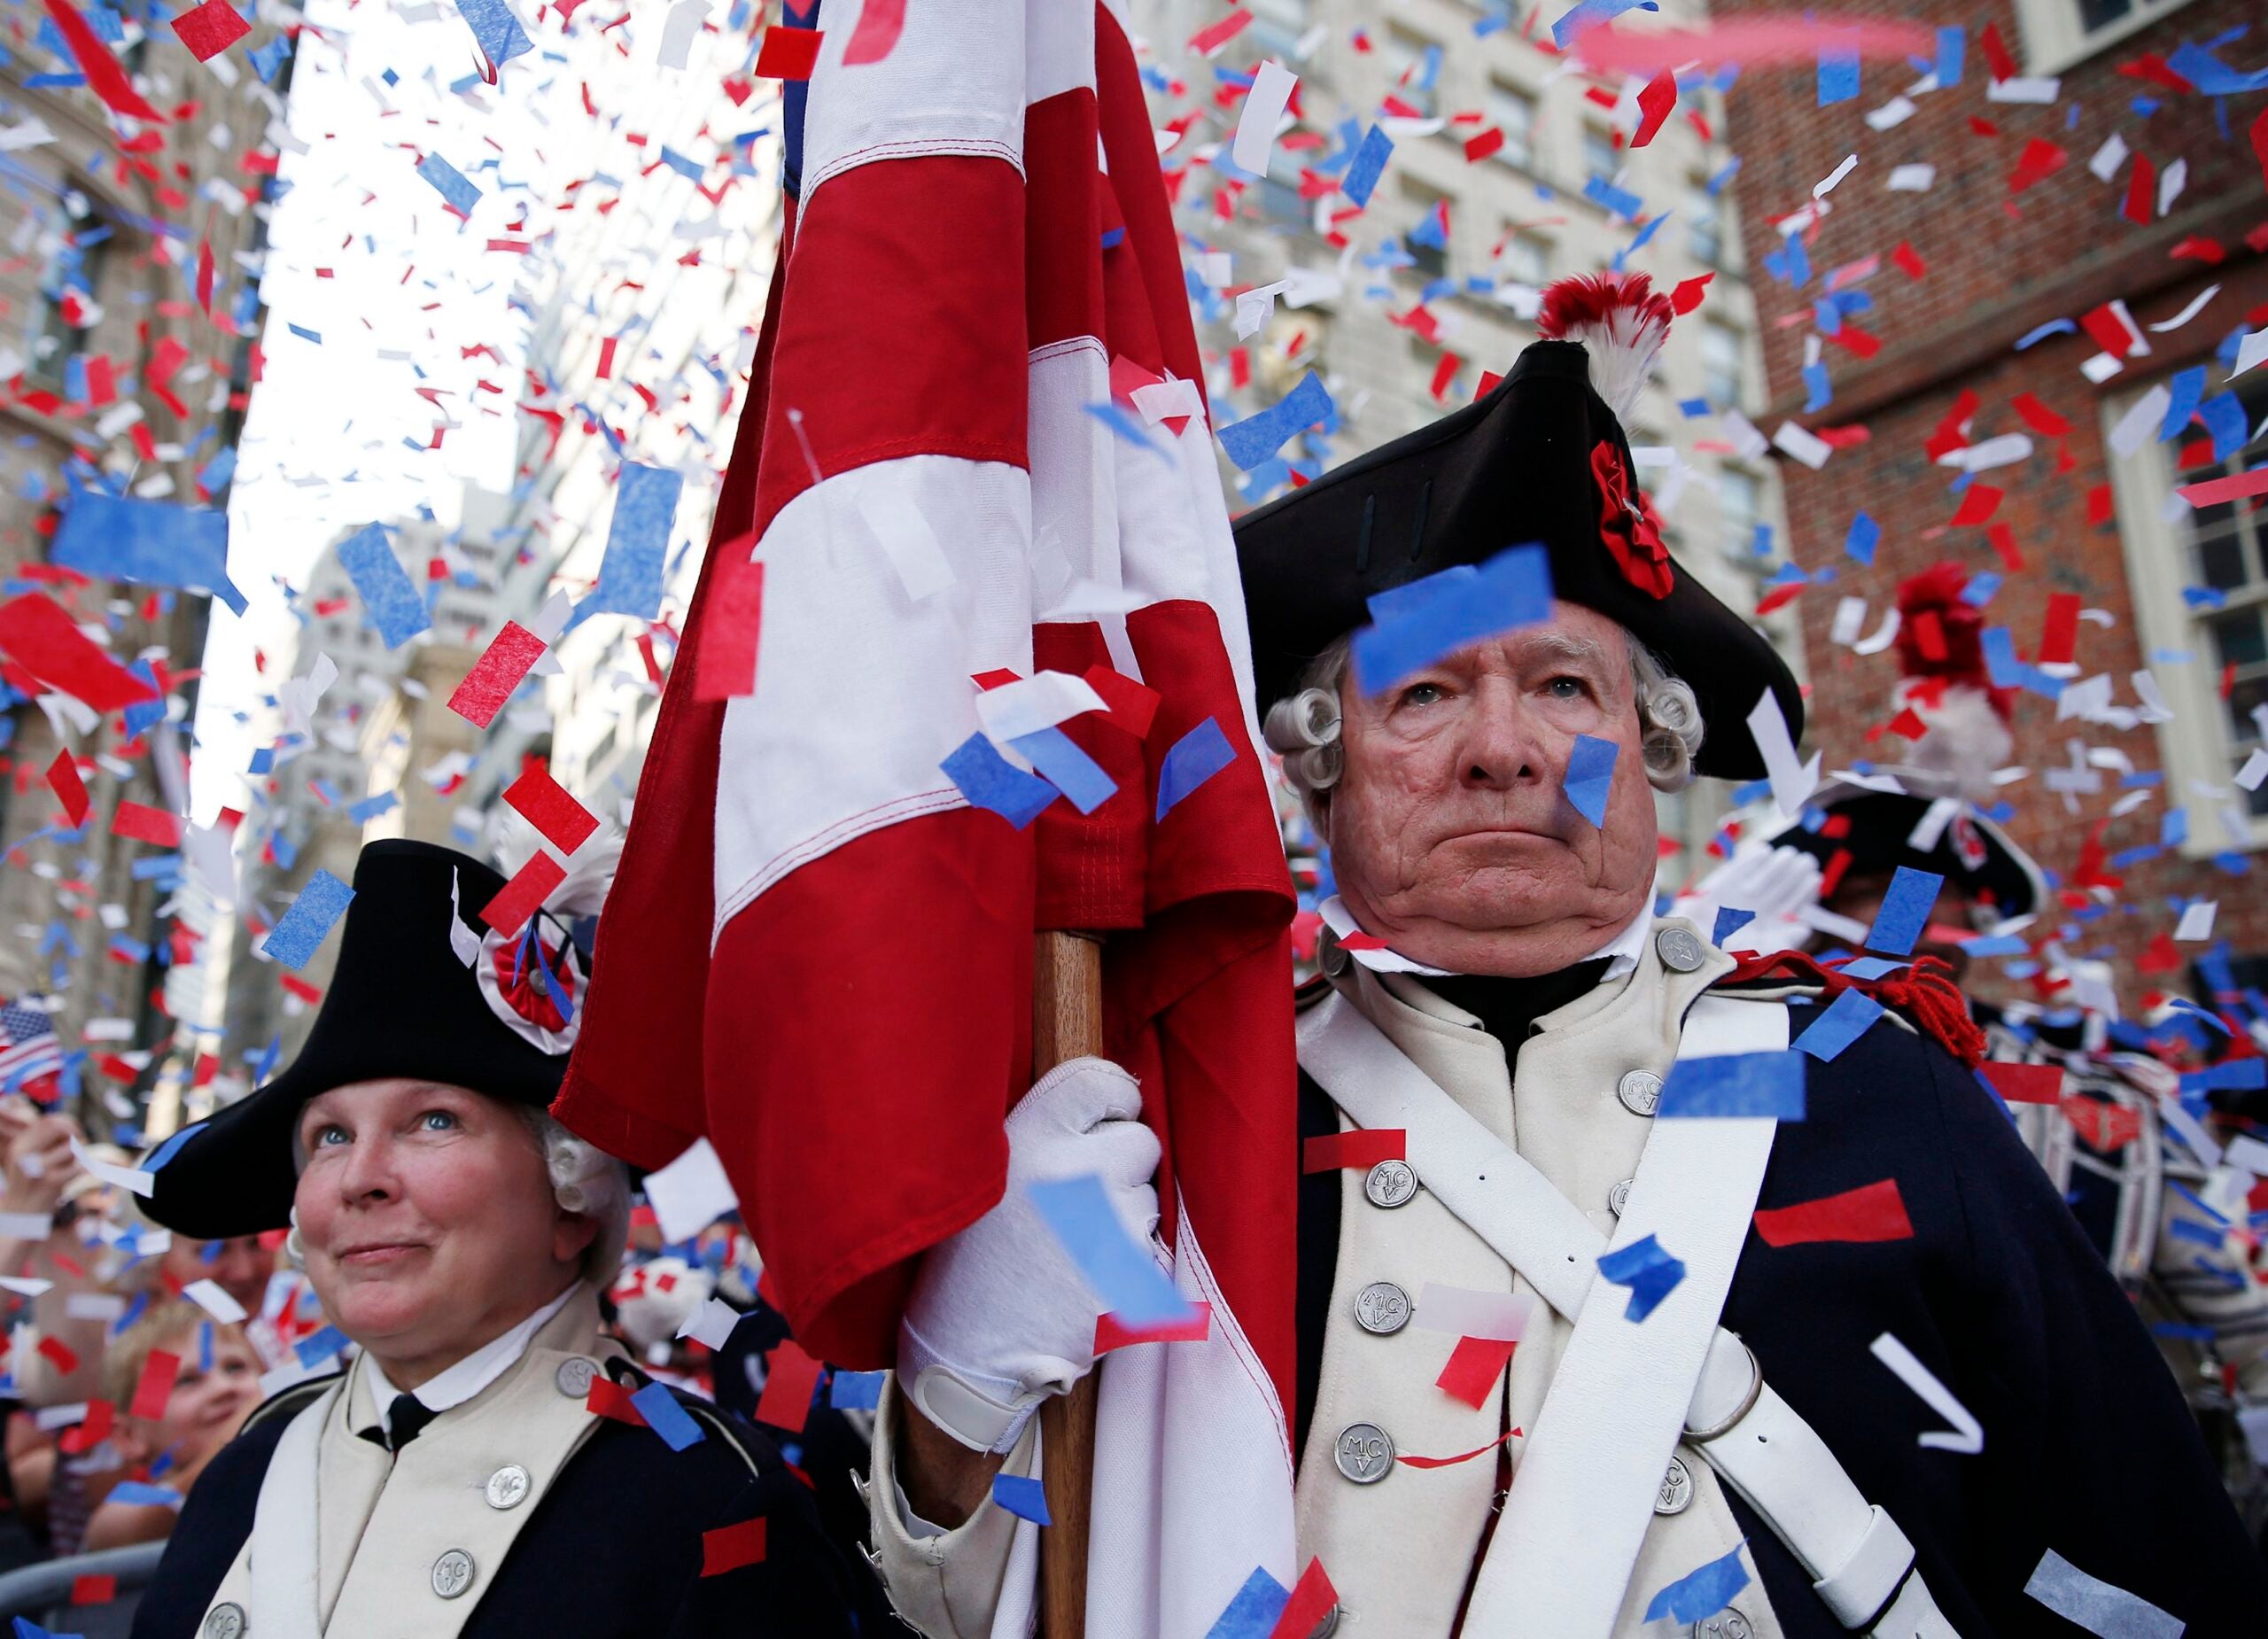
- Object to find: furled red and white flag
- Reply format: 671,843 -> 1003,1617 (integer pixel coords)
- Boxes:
555,1 -> 1298,1627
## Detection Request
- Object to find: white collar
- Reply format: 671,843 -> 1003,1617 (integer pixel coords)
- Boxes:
363,1280 -> 581,1439
1319,895 -> 1651,982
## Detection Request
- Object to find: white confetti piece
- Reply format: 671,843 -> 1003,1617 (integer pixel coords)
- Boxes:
2236,749 -> 2268,793
2145,283 -> 2218,334
1886,163 -> 1936,192
2156,157 -> 2185,218
2174,901 -> 2218,942
1230,59 -> 1297,176
1864,97 -> 1914,131
2022,1549 -> 2181,1638
2235,328 -> 2268,379
1987,75 -> 2058,103
70,1138 -> 152,1199
1416,1285 -> 1532,1341
1770,421 -> 1831,470
676,1295 -> 743,1349
643,1138 -> 740,1245
183,1278 -> 248,1324
1869,1332 -> 1982,1454
2087,133 -> 2129,183
0,1213 -> 55,1241
1829,597 -> 1867,647
1747,688 -> 1821,818
974,671 -> 1109,743
858,489 -> 957,602
1812,154 -> 1858,198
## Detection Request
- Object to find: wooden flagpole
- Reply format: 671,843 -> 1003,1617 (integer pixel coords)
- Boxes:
1033,929 -> 1103,1639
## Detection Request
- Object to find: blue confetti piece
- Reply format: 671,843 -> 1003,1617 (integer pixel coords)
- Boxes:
829,1370 -> 886,1410
1205,1566 -> 1291,1639
1563,734 -> 1617,827
50,491 -> 245,617
1802,361 -> 1832,412
101,1481 -> 183,1511
1007,726 -> 1117,816
1157,717 -> 1239,821
1582,175 -> 1643,220
2165,41 -> 2268,96
1844,512 -> 1879,565
1597,1232 -> 1686,1321
265,869 -> 354,971
1216,371 -> 1334,472
250,33 -> 290,81
1678,397 -> 1712,418
942,733 -> 1059,829
1866,866 -> 1943,956
1340,124 -> 1394,208
1658,1053 -> 1806,1119
1550,0 -> 1654,50
1084,400 -> 1168,456
346,790 -> 398,825
294,1324 -> 350,1368
1645,1545 -> 1751,1625
1935,26 -> 1964,85
2162,806 -> 2189,848
2159,365 -> 2206,443
457,0 -> 532,67
630,1381 -> 707,1451
1027,1172 -> 1194,1329
1837,956 -> 1908,981
415,152 -> 482,215
991,1473 -> 1052,1524
145,1120 -> 206,1174
2015,318 -> 2077,350
2199,392 -> 2249,464
1817,43 -> 1860,105
1352,543 -> 1554,695
1980,627 -> 2062,698
1962,933 -> 2029,957
1713,908 -> 1755,947
1959,571 -> 2000,609
2182,1059 -> 2267,1095
1796,988 -> 1884,1061
585,462 -> 682,621
337,524 -> 431,649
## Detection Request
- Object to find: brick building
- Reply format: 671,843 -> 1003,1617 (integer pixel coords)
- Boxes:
1715,0 -> 2267,1006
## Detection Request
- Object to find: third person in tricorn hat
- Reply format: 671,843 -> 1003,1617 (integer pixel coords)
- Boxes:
857,275 -> 2266,1636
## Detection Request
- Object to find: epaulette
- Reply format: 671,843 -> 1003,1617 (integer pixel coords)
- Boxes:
239,1369 -> 344,1436
1713,949 -> 1988,1067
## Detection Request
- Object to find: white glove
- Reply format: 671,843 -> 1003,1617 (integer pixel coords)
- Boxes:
898,1057 -> 1161,1454
1671,843 -> 1825,957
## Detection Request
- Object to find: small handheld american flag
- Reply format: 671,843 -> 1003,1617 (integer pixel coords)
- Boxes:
0,1002 -> 64,1102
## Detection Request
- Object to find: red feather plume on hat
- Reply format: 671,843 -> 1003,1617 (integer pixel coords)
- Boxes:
1889,562 -> 2014,804
1535,271 -> 1676,423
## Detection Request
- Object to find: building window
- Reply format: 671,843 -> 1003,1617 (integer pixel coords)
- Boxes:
1247,0 -> 1313,62
1498,229 -> 1550,288
25,218 -> 110,388
1485,81 -> 1535,172
1701,318 -> 1744,409
1384,28 -> 1441,120
1581,125 -> 1619,185
1688,179 -> 1722,267
1718,467 -> 1763,562
2010,0 -> 2197,75
2107,370 -> 2268,846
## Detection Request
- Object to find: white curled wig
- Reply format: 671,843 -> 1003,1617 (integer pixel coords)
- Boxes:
287,1103 -> 632,1288
1262,625 -> 1706,831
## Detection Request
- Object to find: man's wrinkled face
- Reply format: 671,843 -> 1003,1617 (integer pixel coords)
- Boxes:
1326,602 -> 1661,977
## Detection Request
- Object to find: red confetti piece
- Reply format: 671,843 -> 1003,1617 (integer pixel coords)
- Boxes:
586,1376 -> 647,1425
129,1349 -> 181,1421
2178,468 -> 2268,509
754,1339 -> 823,1434
2009,392 -> 2069,438
753,26 -> 824,80
502,763 -> 599,854
701,1517 -> 767,1575
1398,1426 -> 1519,1469
479,851 -> 567,938
45,750 -> 89,827
694,549 -> 763,703
2008,138 -> 2066,193
1669,272 -> 1713,314
840,0 -> 905,65
1463,127 -> 1504,163
2122,153 -> 2155,226
1301,1129 -> 1405,1174
1987,524 -> 2024,572
2251,104 -> 2268,197
112,802 -> 184,847
1096,1301 -> 1212,1353
171,0 -> 251,62
1752,1178 -> 1913,1247
1631,68 -> 1676,147
1982,1062 -> 2063,1105
2038,594 -> 2082,665
2086,484 -> 2115,526
69,1573 -> 117,1605
1268,1560 -> 1340,1639
58,1399 -> 113,1454
1435,1333 -> 1518,1410
1082,664 -> 1161,740
1979,20 -> 2016,81
43,0 -> 165,122
2080,303 -> 2140,359
1187,6 -> 1252,55
279,974 -> 322,1005
0,594 -> 163,712
1949,485 -> 2002,527
1428,351 -> 1462,401
447,621 -> 548,727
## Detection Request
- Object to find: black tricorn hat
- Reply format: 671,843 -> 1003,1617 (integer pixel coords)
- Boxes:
143,840 -> 587,1239
1769,779 -> 2046,928
1232,275 -> 1801,781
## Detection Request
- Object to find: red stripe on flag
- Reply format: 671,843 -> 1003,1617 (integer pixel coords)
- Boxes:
1025,88 -> 1105,354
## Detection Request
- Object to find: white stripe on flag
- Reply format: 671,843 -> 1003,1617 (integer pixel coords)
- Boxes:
801,0 -> 1030,199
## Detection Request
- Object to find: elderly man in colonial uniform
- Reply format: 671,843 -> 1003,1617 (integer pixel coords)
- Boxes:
128,840 -> 874,1639
858,276 -> 2267,1636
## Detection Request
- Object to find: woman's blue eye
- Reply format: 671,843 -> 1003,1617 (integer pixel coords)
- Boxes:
313,1125 -> 348,1147
419,1111 -> 459,1132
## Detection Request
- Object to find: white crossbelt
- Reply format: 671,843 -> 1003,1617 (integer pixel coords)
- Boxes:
1299,990 -> 1959,1639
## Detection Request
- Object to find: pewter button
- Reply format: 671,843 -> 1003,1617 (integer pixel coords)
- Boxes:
431,1548 -> 476,1599
1617,1069 -> 1663,1117
1691,1608 -> 1751,1639
1354,1280 -> 1410,1335
202,1605 -> 245,1639
1656,1454 -> 1692,1514
485,1463 -> 531,1510
1305,1607 -> 1340,1637
1319,933 -> 1350,977
1334,1421 -> 1394,1483
1657,927 -> 1705,972
555,1356 -> 596,1398
1608,1177 -> 1634,1216
1363,1159 -> 1418,1208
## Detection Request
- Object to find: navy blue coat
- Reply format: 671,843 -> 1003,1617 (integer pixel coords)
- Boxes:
130,1370 -> 885,1639
1296,973 -> 2268,1635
